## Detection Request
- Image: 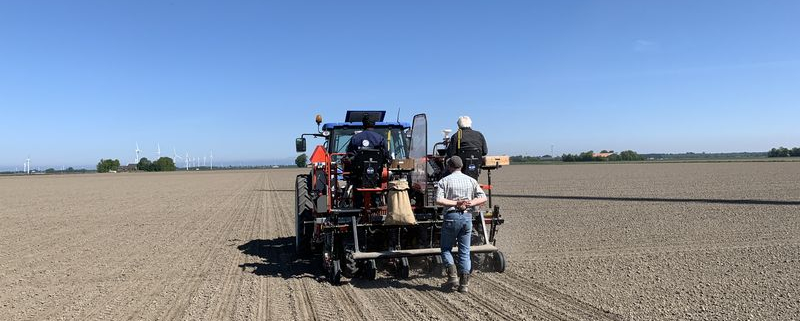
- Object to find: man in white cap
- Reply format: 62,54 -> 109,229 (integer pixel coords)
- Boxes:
435,155 -> 487,293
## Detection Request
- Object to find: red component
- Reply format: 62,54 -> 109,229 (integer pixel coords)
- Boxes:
480,184 -> 492,190
310,145 -> 328,163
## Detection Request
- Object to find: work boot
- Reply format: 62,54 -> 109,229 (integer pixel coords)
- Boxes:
458,272 -> 470,293
443,265 -> 458,291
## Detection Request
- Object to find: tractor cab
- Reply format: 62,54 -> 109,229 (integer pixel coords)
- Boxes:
296,110 -> 411,161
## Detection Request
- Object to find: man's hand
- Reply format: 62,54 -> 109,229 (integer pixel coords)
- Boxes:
456,200 -> 469,211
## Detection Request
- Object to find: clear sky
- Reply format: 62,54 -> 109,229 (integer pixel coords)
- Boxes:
1,1 -> 798,169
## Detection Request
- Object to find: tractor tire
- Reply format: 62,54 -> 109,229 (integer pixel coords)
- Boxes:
493,250 -> 506,273
343,248 -> 358,278
361,259 -> 377,281
428,256 -> 444,277
295,175 -> 313,256
396,257 -> 410,279
329,260 -> 342,285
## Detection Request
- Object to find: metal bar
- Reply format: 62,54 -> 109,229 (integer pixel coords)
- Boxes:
351,244 -> 498,260
487,168 -> 493,208
351,216 -> 360,252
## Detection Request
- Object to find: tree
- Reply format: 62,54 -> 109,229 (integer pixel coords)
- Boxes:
137,157 -> 153,171
619,150 -> 644,161
152,157 -> 177,171
45,168 -> 56,173
792,147 -> 800,157
96,159 -> 120,173
768,147 -> 791,157
295,154 -> 308,168
578,151 -> 594,162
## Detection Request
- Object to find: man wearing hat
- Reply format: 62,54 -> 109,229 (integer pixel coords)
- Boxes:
435,156 -> 487,293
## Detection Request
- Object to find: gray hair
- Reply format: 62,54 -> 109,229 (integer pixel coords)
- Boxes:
457,116 -> 472,129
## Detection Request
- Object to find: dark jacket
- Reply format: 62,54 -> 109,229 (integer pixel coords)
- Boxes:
446,128 -> 487,158
347,129 -> 392,162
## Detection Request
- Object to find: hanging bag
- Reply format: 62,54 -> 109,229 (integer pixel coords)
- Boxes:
385,179 -> 416,225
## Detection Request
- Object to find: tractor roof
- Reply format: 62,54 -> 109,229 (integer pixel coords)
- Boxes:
322,122 -> 410,130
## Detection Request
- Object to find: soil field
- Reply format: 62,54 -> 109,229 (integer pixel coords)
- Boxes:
1,162 -> 799,320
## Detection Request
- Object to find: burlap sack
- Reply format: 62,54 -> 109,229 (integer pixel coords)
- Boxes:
384,179 -> 416,225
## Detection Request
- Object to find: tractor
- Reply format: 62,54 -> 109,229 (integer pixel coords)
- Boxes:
294,110 -> 506,284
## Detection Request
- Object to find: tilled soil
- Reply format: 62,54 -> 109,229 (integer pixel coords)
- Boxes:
1,162 -> 798,320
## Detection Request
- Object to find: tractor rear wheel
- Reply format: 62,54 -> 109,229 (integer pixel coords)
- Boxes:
295,175 -> 313,256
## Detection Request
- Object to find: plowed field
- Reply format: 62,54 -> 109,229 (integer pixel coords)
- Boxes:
1,162 -> 799,320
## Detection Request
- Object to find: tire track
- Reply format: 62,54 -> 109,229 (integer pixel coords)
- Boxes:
187,173 -> 267,321
408,276 -> 523,321
208,175 -> 267,320
125,176 -> 255,320
482,271 -> 622,320
158,175 -> 260,320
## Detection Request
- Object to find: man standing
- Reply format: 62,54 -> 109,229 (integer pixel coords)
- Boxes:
435,156 -> 487,293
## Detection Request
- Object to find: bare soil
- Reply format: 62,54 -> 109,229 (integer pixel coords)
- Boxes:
1,162 -> 798,320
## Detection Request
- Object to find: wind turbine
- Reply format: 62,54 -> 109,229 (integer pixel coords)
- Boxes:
25,156 -> 30,174
135,143 -> 141,164
173,147 -> 183,168
157,143 -> 161,159
210,150 -> 213,170
185,152 -> 189,170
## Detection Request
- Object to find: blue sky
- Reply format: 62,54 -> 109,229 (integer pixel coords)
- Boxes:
1,1 -> 798,169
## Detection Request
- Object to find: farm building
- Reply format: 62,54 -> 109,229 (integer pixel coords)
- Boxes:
592,152 -> 615,158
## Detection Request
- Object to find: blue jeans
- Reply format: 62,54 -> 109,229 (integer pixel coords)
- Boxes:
440,211 -> 472,274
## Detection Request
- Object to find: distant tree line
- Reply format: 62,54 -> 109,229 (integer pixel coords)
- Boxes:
509,155 -> 553,163
96,159 -> 121,173
640,151 -> 767,159
137,157 -> 177,171
46,167 -> 86,173
561,150 -> 644,162
768,147 -> 800,158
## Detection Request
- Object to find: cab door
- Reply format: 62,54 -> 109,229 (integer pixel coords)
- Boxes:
409,114 -> 428,196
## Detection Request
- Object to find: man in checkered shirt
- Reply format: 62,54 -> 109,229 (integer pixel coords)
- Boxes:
435,156 -> 487,293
